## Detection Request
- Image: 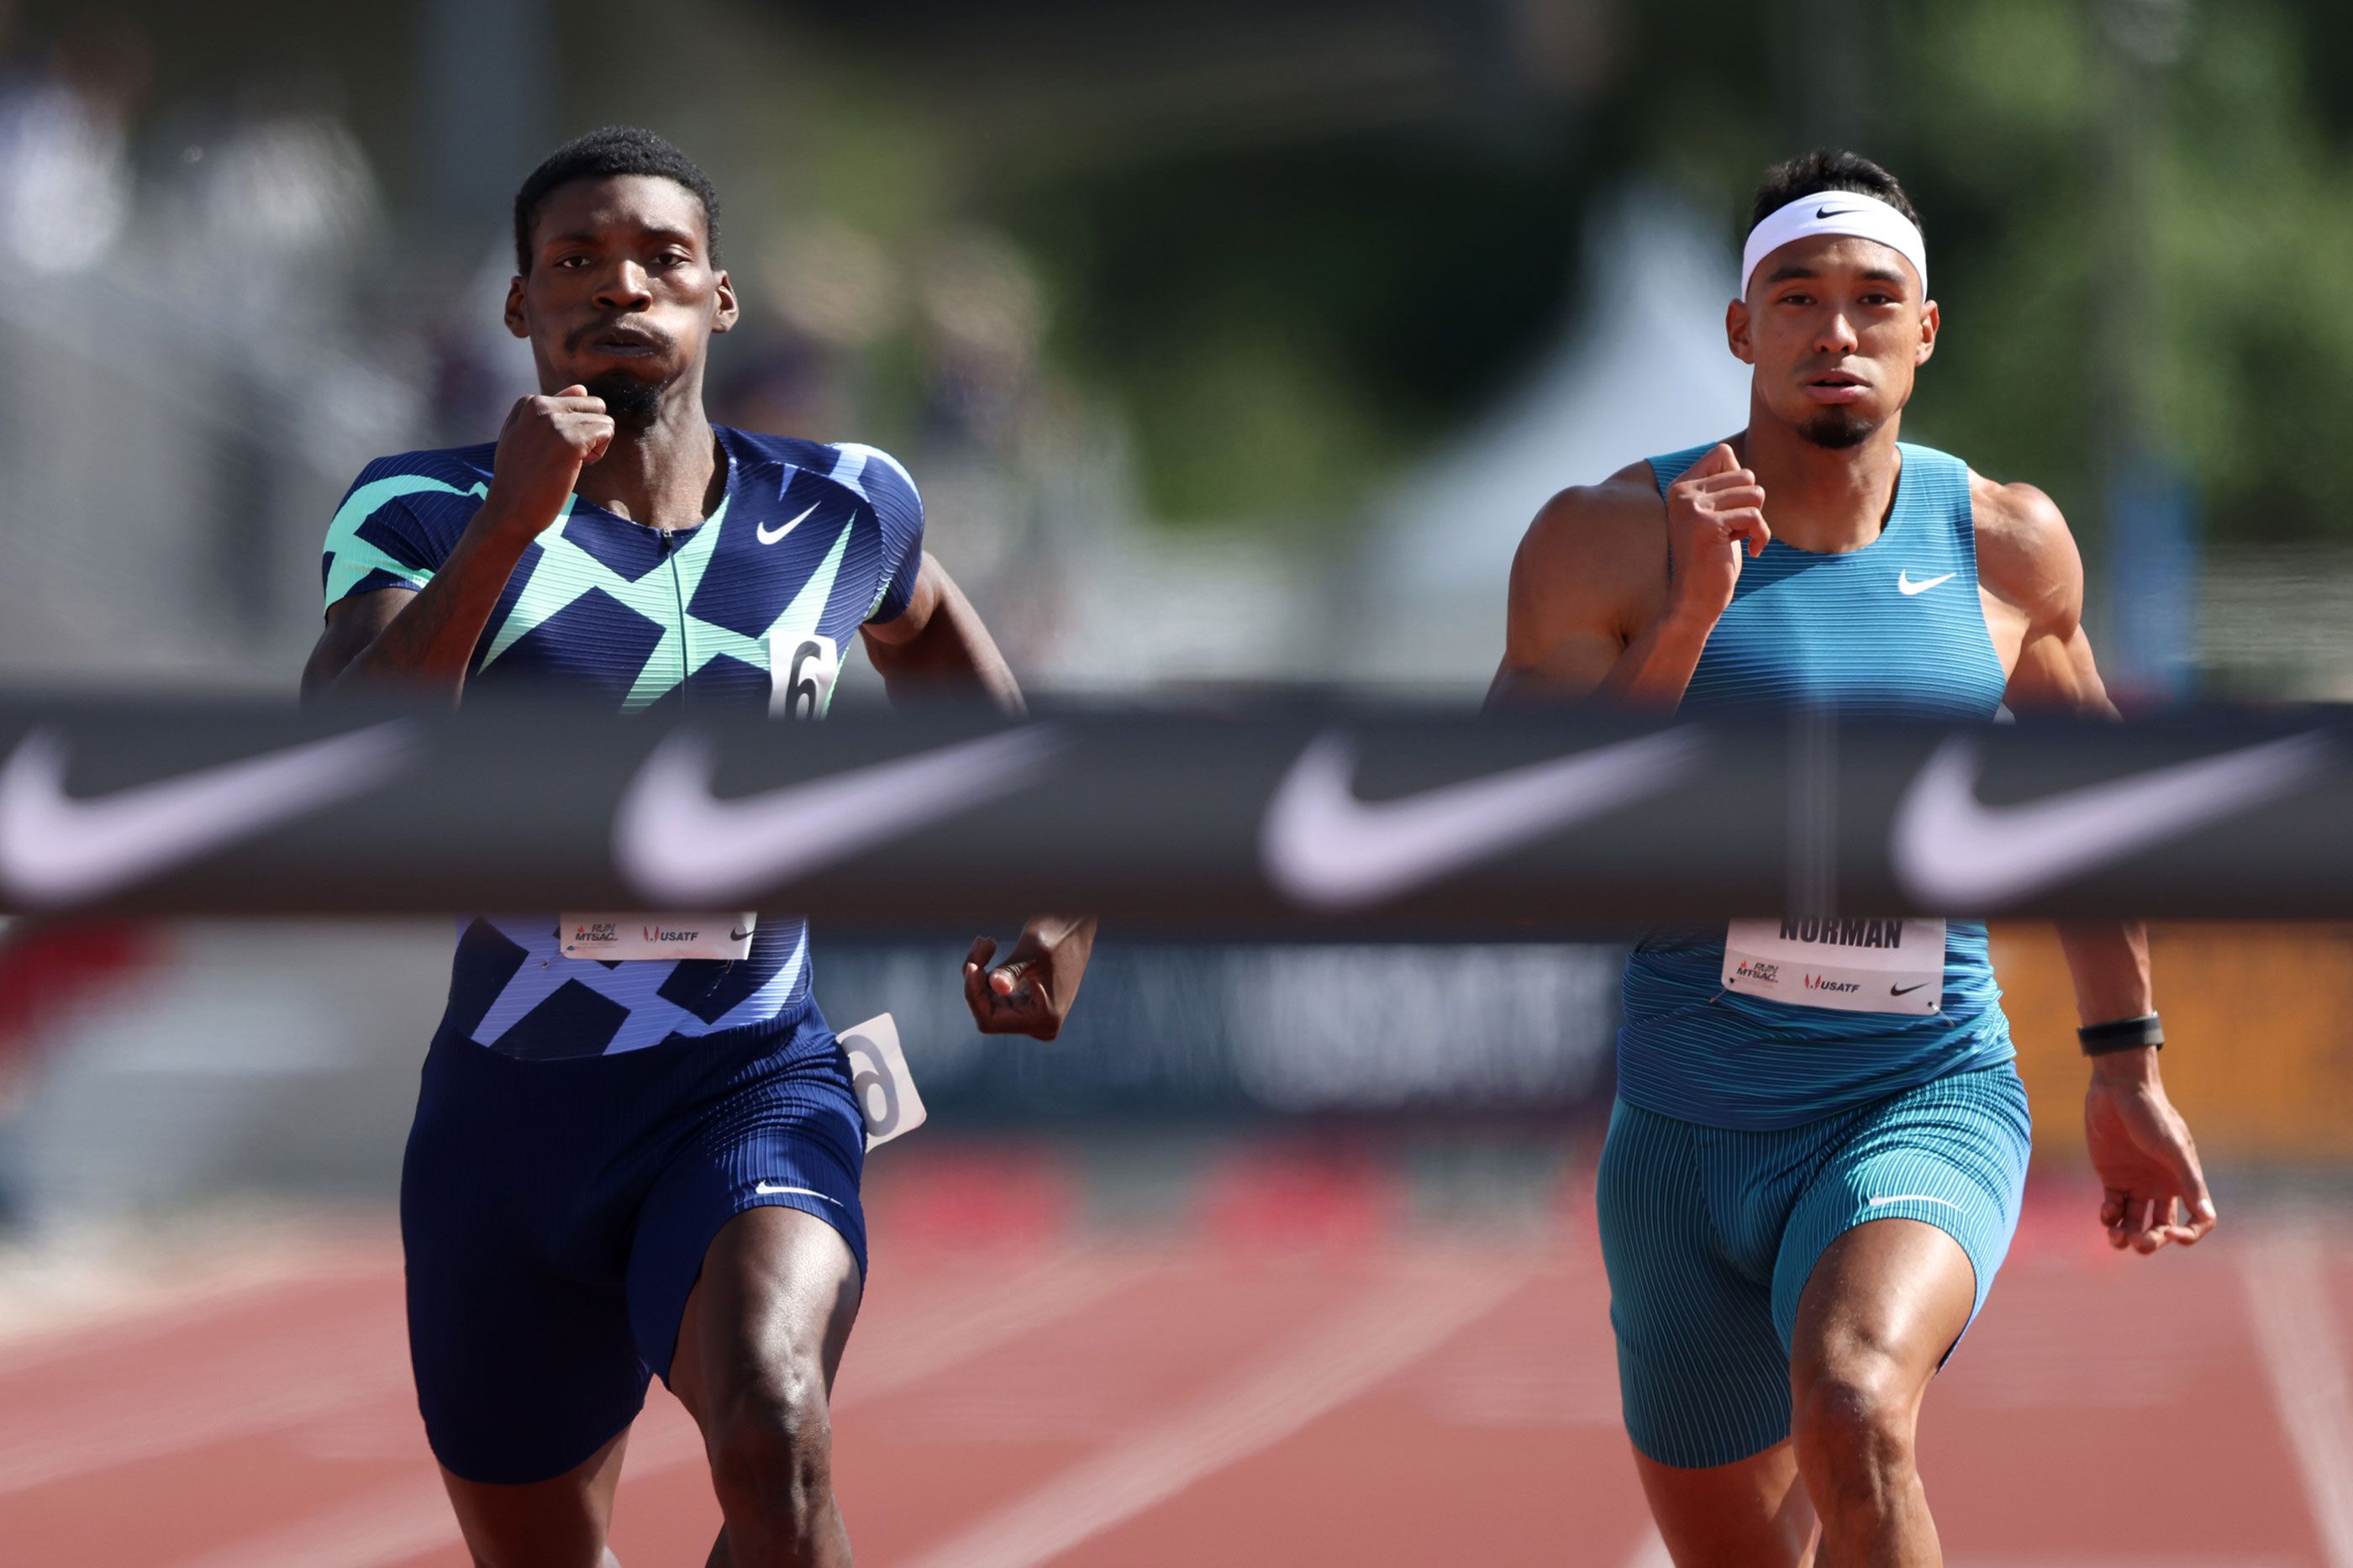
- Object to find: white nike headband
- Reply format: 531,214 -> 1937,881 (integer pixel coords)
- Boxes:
1740,191 -> 1927,300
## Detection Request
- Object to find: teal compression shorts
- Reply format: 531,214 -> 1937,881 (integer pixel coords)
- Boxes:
1596,1064 -> 2032,1469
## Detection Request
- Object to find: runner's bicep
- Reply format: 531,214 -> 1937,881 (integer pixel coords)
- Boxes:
2003,618 -> 2116,719
857,553 -> 941,649
1490,527 -> 1628,705
303,587 -> 417,698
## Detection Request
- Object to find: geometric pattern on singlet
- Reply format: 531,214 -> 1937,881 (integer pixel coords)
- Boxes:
321,424 -> 924,1059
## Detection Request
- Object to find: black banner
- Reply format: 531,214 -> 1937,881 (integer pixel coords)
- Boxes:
0,696 -> 2343,926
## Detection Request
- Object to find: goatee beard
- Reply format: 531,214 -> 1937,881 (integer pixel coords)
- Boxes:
585,372 -> 667,430
1801,409 -> 1880,450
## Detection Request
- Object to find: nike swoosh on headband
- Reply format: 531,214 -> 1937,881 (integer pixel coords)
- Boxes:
1891,731 -> 2333,909
756,502 -> 820,546
1260,729 -> 1705,910
0,723 -> 420,905
1815,205 -> 1861,219
615,726 -> 1064,906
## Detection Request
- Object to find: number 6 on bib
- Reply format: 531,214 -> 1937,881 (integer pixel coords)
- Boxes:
838,1013 -> 926,1150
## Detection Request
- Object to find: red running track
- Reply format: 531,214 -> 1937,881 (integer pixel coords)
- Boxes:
1,1169 -> 2348,1568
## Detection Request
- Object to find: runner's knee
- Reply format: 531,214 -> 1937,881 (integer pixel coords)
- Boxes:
705,1351 -> 836,1532
1793,1339 -> 1917,1488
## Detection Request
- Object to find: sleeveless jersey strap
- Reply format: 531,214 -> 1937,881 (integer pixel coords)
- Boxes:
1646,444 -> 1721,499
1891,443 -> 1976,560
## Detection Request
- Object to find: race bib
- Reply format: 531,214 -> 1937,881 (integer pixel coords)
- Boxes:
1721,917 -> 1945,1016
771,632 -> 841,720
560,913 -> 756,961
839,1013 -> 926,1150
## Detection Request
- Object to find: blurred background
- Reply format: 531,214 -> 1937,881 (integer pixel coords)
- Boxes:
3,1 -> 2352,1564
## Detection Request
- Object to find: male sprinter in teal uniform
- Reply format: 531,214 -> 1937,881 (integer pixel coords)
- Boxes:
1492,150 -> 2214,1565
305,128 -> 1092,1568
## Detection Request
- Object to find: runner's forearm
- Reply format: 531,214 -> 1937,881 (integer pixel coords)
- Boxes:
330,511 -> 539,701
2055,919 -> 2153,1027
1592,607 -> 1719,710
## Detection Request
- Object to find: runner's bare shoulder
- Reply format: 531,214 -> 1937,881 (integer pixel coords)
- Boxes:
1508,460 -> 1673,635
1966,470 -> 2082,629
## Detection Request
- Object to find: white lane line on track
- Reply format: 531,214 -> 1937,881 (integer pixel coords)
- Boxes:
1619,1530 -> 1673,1568
2240,1233 -> 2353,1568
156,1250 -> 1155,1568
0,1240 -> 391,1377
1950,1559 -> 2303,1567
894,1256 -> 1539,1568
0,1314 -> 402,1496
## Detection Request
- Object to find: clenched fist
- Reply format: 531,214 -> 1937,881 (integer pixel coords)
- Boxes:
1664,442 -> 1771,626
484,386 -> 614,538
963,916 -> 1096,1041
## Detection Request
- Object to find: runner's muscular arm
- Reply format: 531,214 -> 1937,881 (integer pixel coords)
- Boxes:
303,391 -> 613,703
861,555 -> 1094,1039
1488,446 -> 1766,712
1980,481 -> 2152,1022
858,554 -> 1024,717
1977,476 -> 2215,1251
299,513 -> 537,702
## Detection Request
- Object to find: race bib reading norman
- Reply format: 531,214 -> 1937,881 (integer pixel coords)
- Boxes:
1721,917 -> 1945,1016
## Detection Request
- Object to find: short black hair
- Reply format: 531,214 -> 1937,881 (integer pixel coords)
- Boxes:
1748,149 -> 1922,236
512,126 -> 722,275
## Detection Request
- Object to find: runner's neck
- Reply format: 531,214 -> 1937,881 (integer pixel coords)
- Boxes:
1734,416 -> 1906,556
578,392 -> 724,532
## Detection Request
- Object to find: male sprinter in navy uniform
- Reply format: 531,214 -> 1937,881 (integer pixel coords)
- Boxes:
1492,151 -> 2214,1565
304,128 -> 1092,1568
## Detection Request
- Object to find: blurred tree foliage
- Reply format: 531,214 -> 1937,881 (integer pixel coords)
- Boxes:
983,0 -> 2353,541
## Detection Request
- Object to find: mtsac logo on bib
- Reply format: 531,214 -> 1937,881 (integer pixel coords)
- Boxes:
1732,959 -> 1781,983
1780,917 -> 1906,950
641,923 -> 703,944
571,921 -> 619,944
1805,974 -> 1862,994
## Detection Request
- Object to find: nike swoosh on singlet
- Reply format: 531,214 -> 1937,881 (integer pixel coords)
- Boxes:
615,727 -> 1065,906
0,723 -> 419,905
1890,731 -> 2333,909
1898,571 -> 1956,596
1259,729 -> 1704,910
756,502 -> 819,546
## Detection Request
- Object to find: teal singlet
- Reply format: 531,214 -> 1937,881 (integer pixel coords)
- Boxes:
1617,441 -> 2014,1129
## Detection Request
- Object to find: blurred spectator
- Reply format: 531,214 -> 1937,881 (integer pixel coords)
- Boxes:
158,66 -> 383,327
0,7 -> 149,275
0,920 -> 162,1233
713,336 -> 854,447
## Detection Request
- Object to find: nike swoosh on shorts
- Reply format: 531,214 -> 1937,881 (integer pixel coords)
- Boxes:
0,723 -> 418,905
615,726 -> 1064,906
1891,730 -> 2333,909
1260,728 -> 1704,909
755,1181 -> 840,1205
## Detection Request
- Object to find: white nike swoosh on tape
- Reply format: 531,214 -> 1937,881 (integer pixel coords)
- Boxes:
0,723 -> 419,905
756,502 -> 819,546
1898,571 -> 1956,596
1260,729 -> 1704,909
616,727 -> 1064,906
755,1181 -> 840,1205
1892,730 -> 2333,909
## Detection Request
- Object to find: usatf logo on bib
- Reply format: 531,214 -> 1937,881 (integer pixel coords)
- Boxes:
561,913 -> 757,962
1722,917 -> 1945,1017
